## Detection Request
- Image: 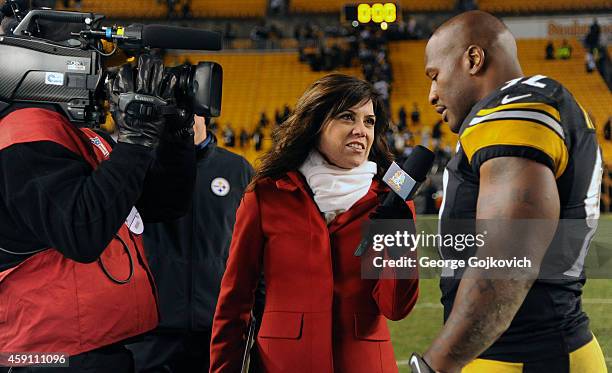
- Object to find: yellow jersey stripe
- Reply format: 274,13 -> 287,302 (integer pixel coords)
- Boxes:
463,358 -> 523,373
577,103 -> 595,130
477,102 -> 561,122
461,119 -> 569,178
469,110 -> 564,139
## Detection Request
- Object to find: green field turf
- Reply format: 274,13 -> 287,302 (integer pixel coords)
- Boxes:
389,212 -> 612,371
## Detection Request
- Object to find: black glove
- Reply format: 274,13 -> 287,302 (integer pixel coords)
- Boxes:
107,55 -> 171,148
160,64 -> 195,142
410,353 -> 436,373
369,192 -> 414,220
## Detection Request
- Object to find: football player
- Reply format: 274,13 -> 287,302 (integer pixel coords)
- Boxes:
410,10 -> 607,373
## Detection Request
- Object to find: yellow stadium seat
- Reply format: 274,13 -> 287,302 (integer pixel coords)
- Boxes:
165,51 -> 362,164
190,0 -> 266,18
55,0 -> 167,18
166,38 -> 611,165
289,0 -> 454,13
54,0 -> 266,18
389,39 -> 612,164
478,0 -> 610,13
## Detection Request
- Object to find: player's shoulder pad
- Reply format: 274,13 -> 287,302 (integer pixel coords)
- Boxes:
463,74 -> 564,141
494,74 -> 562,101
459,75 -> 569,178
474,75 -> 562,119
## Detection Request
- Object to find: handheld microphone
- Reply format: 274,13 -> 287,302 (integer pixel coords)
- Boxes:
354,145 -> 435,256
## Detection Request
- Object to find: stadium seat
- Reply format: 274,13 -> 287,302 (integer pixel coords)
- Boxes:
190,0 -> 267,18
289,0 -> 454,14
478,0 -> 610,13
55,0 -> 167,18
389,39 -> 612,163
388,41 -> 458,150
54,0 -> 266,18
165,51 -> 362,164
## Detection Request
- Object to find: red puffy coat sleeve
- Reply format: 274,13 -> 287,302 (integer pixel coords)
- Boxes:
371,200 -> 419,321
210,188 -> 264,373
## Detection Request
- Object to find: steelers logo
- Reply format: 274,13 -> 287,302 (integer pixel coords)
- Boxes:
211,177 -> 230,196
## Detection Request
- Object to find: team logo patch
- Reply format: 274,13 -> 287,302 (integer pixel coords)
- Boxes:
211,177 -> 230,196
389,170 -> 405,192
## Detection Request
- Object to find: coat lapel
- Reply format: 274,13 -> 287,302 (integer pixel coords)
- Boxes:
275,171 -> 389,234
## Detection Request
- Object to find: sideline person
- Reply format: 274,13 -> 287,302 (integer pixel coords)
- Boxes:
209,73 -> 419,373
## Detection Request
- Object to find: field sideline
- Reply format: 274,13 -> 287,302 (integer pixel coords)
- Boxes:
389,214 -> 612,371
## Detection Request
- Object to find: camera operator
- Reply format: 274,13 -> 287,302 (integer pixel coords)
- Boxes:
0,18 -> 196,372
127,114 -> 265,373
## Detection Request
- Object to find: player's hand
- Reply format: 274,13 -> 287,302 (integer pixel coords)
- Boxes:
410,353 -> 436,373
107,55 -> 169,148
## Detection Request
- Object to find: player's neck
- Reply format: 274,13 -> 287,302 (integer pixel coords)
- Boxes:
480,67 -> 524,101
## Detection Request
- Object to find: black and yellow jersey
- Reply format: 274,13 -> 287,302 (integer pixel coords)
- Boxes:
439,75 -> 603,362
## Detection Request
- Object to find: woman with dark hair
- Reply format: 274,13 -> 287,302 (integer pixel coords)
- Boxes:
209,73 -> 418,373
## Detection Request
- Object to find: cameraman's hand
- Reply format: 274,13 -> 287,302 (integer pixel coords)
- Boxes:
108,55 -> 168,148
159,65 -> 195,141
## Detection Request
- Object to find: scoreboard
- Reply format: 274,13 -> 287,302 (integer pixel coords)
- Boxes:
343,2 -> 400,29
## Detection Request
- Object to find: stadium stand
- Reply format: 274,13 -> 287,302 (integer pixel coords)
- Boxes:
54,0 -> 167,18
53,0 -> 610,18
288,0 -> 609,14
388,40 -> 456,150
189,0 -> 267,18
478,0 -> 611,13
389,38 -> 612,163
170,37 -> 611,165
55,0 -> 267,18
165,51 -> 362,163
289,0 -> 454,14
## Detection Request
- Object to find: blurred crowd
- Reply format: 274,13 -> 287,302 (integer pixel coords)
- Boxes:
545,19 -> 610,85
211,99 -> 452,215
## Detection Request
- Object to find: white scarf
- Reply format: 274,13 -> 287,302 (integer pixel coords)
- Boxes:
299,150 -> 377,223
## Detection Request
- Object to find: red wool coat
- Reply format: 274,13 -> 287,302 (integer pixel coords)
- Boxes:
209,171 -> 418,373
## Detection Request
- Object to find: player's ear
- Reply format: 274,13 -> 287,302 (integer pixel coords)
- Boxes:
467,45 -> 485,75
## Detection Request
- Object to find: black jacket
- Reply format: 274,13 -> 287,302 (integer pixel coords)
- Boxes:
143,134 -> 258,332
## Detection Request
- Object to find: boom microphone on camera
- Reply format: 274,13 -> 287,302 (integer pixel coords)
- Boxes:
141,25 -> 222,50
79,24 -> 222,51
11,10 -> 221,51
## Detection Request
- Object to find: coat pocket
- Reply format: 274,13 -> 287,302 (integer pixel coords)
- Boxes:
354,313 -> 391,341
258,311 -> 303,339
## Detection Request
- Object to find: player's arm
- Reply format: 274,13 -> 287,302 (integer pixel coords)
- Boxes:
422,156 -> 560,372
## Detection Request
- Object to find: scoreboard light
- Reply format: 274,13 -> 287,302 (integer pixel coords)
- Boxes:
343,3 -> 399,27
